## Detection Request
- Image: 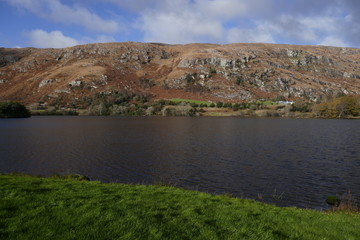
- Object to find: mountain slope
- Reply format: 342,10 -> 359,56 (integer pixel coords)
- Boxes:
0,42 -> 359,106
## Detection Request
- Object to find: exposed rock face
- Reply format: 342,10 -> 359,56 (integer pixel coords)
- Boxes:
0,42 -> 359,105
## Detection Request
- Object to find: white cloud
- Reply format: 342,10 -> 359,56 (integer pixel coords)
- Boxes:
140,12 -> 224,43
137,0 -> 262,44
105,0 -> 158,12
28,29 -> 79,48
132,0 -> 359,47
94,35 -> 116,43
320,36 -> 348,47
264,15 -> 319,43
300,17 -> 339,33
82,35 -> 116,44
6,0 -> 360,48
227,26 -> 275,44
28,29 -> 116,48
135,0 -> 284,45
8,0 -> 119,33
195,0 -> 247,20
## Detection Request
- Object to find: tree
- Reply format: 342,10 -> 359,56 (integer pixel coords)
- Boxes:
333,96 -> 359,118
0,101 -> 31,118
311,95 -> 360,118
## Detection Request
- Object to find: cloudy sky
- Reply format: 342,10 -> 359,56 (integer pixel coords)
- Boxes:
0,0 -> 359,48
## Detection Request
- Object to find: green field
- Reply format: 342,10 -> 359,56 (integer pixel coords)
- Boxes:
258,100 -> 278,105
250,100 -> 279,106
170,98 -> 211,106
1,174 -> 359,239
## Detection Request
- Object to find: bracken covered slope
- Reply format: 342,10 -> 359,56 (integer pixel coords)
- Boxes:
0,42 -> 360,105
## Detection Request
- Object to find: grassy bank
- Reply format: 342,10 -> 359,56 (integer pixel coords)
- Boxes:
1,175 -> 359,239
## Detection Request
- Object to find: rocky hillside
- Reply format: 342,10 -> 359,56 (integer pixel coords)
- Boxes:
0,42 -> 360,106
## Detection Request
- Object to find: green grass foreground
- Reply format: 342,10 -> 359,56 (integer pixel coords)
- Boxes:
1,175 -> 359,240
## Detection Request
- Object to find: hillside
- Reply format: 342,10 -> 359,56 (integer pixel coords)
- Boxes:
0,42 -> 360,107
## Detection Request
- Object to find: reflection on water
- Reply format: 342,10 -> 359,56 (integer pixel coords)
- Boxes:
0,116 -> 359,209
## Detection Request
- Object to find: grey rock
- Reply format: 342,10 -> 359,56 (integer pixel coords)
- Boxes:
145,106 -> 155,115
68,80 -> 83,87
54,89 -> 70,94
286,49 -> 303,58
39,79 -> 54,88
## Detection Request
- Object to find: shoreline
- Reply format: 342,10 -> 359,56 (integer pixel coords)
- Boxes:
2,173 -> 359,211
28,112 -> 360,119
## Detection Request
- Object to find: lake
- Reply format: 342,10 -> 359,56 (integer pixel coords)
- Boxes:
0,116 -> 359,209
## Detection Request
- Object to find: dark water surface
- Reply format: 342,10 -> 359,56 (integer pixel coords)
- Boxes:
1,116 -> 359,209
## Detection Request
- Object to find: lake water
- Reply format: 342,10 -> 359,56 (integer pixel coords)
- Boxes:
0,116 -> 359,209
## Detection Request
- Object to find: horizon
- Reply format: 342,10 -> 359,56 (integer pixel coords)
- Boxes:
1,0 -> 360,49
3,41 -> 360,50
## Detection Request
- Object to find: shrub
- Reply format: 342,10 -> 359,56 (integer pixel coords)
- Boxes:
199,103 -> 207,108
291,100 -> 312,112
335,191 -> 359,212
236,76 -> 245,85
275,95 -> 287,101
157,99 -> 166,106
223,102 -> 233,108
216,102 -> 223,108
185,73 -> 196,84
210,68 -> 217,74
249,104 -> 258,110
190,103 -> 199,108
326,196 -> 340,206
232,103 -> 241,111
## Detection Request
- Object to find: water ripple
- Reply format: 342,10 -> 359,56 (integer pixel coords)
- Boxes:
0,116 -> 359,209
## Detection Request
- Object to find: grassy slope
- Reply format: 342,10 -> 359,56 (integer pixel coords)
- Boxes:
1,175 -> 359,240
170,98 -> 211,106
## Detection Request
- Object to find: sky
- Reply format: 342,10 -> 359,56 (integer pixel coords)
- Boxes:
0,0 -> 360,48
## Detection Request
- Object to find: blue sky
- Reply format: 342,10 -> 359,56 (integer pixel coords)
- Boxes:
1,0 -> 360,48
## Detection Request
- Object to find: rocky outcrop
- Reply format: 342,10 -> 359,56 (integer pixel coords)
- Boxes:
39,79 -> 55,88
0,55 -> 21,67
